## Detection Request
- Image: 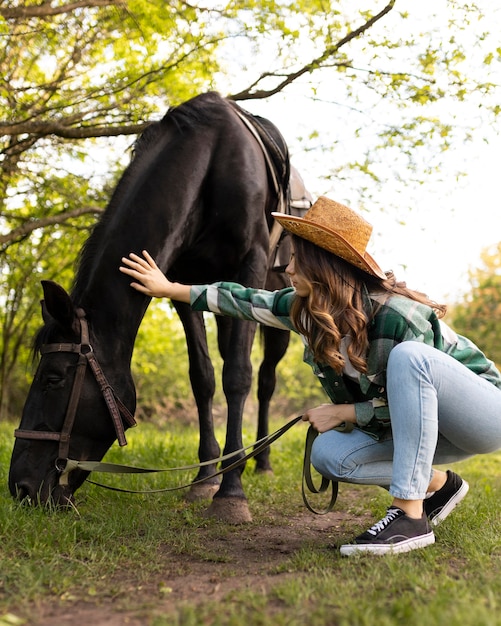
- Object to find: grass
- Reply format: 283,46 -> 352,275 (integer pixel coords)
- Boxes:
1,416 -> 501,625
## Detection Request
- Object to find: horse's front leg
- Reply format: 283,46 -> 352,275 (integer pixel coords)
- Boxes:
204,315 -> 256,523
172,302 -> 221,500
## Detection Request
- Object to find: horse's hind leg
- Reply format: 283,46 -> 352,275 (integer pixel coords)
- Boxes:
172,302 -> 221,500
255,326 -> 290,472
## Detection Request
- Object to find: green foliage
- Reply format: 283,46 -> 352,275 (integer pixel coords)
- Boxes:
131,302 -> 200,421
449,243 -> 501,367
0,169 -> 104,418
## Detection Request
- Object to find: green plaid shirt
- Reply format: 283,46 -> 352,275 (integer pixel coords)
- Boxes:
191,282 -> 501,439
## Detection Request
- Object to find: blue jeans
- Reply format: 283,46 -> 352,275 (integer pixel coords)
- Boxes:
311,342 -> 501,500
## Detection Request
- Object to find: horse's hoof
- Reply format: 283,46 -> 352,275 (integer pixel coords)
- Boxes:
254,466 -> 273,475
185,482 -> 220,502
203,497 -> 252,524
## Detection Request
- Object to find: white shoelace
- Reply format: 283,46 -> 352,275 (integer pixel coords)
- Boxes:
367,508 -> 402,536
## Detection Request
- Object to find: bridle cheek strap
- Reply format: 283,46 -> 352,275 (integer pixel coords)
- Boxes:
58,352 -> 88,461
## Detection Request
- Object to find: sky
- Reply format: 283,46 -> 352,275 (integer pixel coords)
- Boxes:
370,135 -> 500,304
294,124 -> 501,306
218,1 -> 501,306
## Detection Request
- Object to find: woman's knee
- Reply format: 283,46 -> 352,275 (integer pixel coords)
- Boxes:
311,432 -> 354,480
311,434 -> 337,478
310,429 -> 396,486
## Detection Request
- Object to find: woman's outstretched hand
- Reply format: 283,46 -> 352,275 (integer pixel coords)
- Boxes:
119,250 -> 191,302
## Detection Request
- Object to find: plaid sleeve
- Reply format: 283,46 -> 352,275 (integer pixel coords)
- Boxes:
190,282 -> 296,331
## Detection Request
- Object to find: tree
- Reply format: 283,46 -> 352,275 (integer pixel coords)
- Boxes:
2,1 -> 500,243
0,0 -> 500,418
449,243 -> 501,367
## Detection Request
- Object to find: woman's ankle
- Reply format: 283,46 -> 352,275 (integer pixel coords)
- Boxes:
427,469 -> 447,494
392,498 -> 423,519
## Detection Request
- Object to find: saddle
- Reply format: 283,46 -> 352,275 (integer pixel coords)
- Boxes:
228,99 -> 313,268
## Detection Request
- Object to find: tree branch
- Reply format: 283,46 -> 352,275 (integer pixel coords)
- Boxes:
0,0 -> 122,20
229,0 -> 396,101
0,206 -> 103,247
0,120 -> 149,139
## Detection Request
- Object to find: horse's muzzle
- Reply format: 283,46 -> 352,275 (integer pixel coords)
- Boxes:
11,481 -> 76,508
9,464 -> 76,508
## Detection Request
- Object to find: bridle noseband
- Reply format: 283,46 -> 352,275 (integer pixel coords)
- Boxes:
14,308 -> 137,484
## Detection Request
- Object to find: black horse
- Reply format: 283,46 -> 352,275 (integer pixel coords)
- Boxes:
9,91 -> 308,523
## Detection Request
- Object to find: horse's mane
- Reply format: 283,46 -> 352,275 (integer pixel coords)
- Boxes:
142,91 -> 229,148
71,92 -> 230,301
33,318 -> 63,356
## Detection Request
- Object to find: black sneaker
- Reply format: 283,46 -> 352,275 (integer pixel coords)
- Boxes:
424,470 -> 469,527
340,507 -> 435,556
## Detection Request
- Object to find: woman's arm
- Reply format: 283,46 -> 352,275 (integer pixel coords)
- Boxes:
119,250 -> 191,302
121,250 -> 295,331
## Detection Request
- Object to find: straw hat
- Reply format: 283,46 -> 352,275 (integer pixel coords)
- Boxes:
272,196 -> 386,279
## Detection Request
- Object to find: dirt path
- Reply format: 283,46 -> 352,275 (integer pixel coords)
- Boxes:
28,504 -> 371,626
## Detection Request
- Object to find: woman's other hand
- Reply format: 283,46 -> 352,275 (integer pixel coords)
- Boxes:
302,403 -> 356,433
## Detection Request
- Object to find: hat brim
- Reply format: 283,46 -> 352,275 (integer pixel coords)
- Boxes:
272,213 -> 386,280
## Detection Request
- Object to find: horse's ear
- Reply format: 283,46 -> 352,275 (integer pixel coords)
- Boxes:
41,280 -> 76,330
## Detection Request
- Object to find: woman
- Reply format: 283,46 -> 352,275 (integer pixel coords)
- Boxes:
120,196 -> 501,556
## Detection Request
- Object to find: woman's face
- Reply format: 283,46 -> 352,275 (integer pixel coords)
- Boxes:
285,251 -> 311,297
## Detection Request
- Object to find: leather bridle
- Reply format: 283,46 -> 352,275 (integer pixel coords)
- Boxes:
14,308 -> 137,485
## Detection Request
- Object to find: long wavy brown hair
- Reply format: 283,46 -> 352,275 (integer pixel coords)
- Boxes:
289,235 -> 447,374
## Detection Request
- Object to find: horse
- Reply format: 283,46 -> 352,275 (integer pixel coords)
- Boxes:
8,91 -> 309,523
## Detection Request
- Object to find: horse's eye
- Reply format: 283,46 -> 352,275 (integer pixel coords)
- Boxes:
44,375 -> 66,391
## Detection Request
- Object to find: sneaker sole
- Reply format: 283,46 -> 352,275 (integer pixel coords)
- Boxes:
429,480 -> 469,527
340,531 -> 435,556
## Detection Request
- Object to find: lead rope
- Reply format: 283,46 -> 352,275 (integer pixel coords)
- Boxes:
62,417 -> 339,513
61,415 -> 302,491
301,426 -> 339,515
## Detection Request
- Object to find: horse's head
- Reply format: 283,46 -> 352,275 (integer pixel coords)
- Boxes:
9,280 -> 136,507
